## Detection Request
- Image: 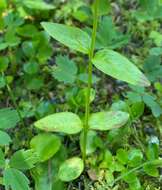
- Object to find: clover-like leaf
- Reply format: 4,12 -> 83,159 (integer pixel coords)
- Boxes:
58,157 -> 84,182
30,133 -> 61,162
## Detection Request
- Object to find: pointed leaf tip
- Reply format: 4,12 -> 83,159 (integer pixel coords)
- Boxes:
41,22 -> 91,54
92,49 -> 150,87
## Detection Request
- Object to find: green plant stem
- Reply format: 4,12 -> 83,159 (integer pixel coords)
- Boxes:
83,0 -> 99,162
2,72 -> 25,128
113,159 -> 162,185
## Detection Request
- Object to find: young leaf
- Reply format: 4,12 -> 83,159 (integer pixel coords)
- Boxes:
58,157 -> 84,182
0,130 -> 12,146
9,149 -> 39,170
89,111 -> 129,131
128,149 -> 143,167
0,108 -> 20,129
23,0 -> 55,10
34,112 -> 83,134
30,133 -> 61,162
41,22 -> 91,54
116,148 -> 128,165
92,49 -> 150,87
3,168 -> 30,190
52,55 -> 78,84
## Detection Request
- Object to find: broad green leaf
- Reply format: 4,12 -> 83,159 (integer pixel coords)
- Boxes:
58,157 -> 84,182
0,130 -> 11,146
92,49 -> 150,87
80,130 -> 98,155
3,168 -> 30,190
34,112 -> 83,134
9,149 -> 39,170
52,55 -> 78,84
0,149 -> 5,169
30,133 -> 61,162
23,0 -> 55,10
0,108 -> 20,129
41,22 -> 91,54
88,111 -> 129,131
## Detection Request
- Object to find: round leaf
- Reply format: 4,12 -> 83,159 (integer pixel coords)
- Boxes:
34,112 -> 83,134
92,49 -> 150,86
88,111 -> 129,131
30,133 -> 61,162
41,22 -> 91,54
0,130 -> 11,146
58,157 -> 84,182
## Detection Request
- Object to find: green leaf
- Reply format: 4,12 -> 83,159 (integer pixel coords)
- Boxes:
34,112 -> 83,134
116,148 -> 128,165
146,143 -> 159,160
41,22 -> 91,54
128,149 -> 143,167
143,94 -> 162,117
0,108 -> 20,129
0,43 -> 8,51
9,149 -> 39,170
23,0 -> 55,10
92,0 -> 111,16
86,16 -> 129,50
58,157 -> 84,182
52,55 -> 78,84
80,130 -> 98,155
92,49 -> 150,86
23,61 -> 39,75
0,130 -> 11,146
88,111 -> 129,131
0,56 -> 9,72
30,133 -> 61,162
0,149 -> 5,169
17,24 -> 38,38
143,55 -> 162,82
3,168 -> 30,190
143,164 -> 159,177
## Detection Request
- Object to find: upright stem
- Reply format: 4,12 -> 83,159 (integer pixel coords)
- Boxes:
2,72 -> 25,128
83,0 -> 99,162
